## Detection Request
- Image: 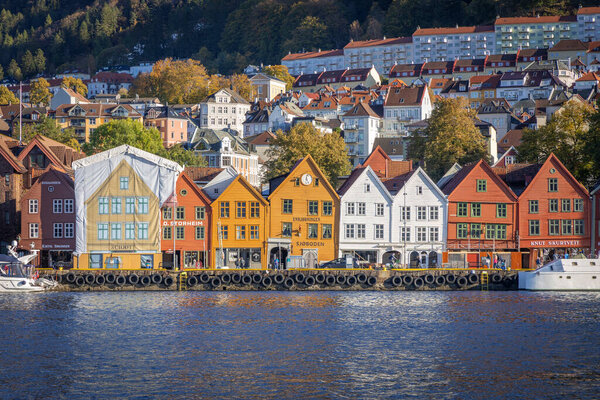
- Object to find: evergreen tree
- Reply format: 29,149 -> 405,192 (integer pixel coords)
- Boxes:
34,49 -> 46,74
0,64 -> 4,81
20,50 -> 36,78
79,20 -> 90,43
7,59 -> 22,81
45,14 -> 52,27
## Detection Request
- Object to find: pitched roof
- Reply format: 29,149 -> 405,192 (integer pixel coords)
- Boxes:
519,154 -> 588,198
383,170 -> 416,193
344,37 -> 412,49
184,166 -> 224,184
384,86 -> 426,107
549,39 -> 589,52
17,134 -> 85,172
201,88 -> 249,105
578,6 -> 600,15
282,49 -> 344,61
245,130 -> 276,146
337,167 -> 366,196
342,101 -> 381,118
267,154 -> 339,200
360,145 -> 412,179
495,15 -> 576,25
413,25 -> 493,36
576,72 -> 600,82
54,103 -> 141,118
0,133 -> 25,173
498,129 -> 524,151
61,87 -> 89,103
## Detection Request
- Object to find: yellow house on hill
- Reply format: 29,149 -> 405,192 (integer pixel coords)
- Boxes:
267,155 -> 339,268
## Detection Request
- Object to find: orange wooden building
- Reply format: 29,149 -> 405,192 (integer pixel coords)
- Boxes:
511,154 -> 591,268
438,159 -> 520,268
160,171 -> 212,269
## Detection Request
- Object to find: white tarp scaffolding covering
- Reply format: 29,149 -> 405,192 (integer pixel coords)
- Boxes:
72,145 -> 183,255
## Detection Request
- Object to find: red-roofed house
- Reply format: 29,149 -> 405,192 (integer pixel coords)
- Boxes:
438,160 -> 520,268
383,85 -> 432,134
360,145 -> 412,181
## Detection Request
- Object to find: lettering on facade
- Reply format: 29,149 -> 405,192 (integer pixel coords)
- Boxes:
42,244 -> 72,249
295,241 -> 325,247
42,181 -> 61,185
110,244 -> 135,250
528,240 -> 582,247
162,221 -> 204,226
293,217 -> 321,222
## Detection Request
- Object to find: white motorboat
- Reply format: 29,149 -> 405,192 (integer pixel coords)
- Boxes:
0,241 -> 57,293
518,258 -> 600,291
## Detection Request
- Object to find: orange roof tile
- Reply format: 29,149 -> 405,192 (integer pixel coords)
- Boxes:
495,15 -> 576,25
344,36 -> 411,49
578,6 -> 600,15
413,25 -> 493,36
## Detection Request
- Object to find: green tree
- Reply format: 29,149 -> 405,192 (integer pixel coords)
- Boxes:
518,100 -> 596,186
45,14 -> 52,27
20,50 -> 36,78
22,117 -> 80,151
34,49 -> 46,74
263,65 -> 294,91
97,4 -> 121,38
7,59 -> 22,81
407,97 -> 488,182
61,76 -> 88,96
265,123 -> 351,184
283,16 -> 329,54
79,20 -> 90,43
82,119 -> 164,155
0,86 -> 19,104
163,144 -> 206,167
30,78 -> 52,106
0,64 -> 4,81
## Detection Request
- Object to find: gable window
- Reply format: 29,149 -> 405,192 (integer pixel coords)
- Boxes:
529,200 -> 538,214
175,206 -> 185,220
283,199 -> 293,214
476,179 -> 487,192
457,202 -> 468,217
416,186 -> 423,195
548,178 -> 558,192
496,203 -> 507,218
120,177 -> 129,190
195,206 -> 205,220
364,183 -> 371,193
417,206 -> 427,220
322,201 -> 332,216
236,202 -> 246,218
357,202 -> 366,216
64,199 -> 74,213
53,199 -> 63,213
429,206 -> 439,220
220,201 -> 230,218
29,199 -> 38,214
400,206 -> 411,220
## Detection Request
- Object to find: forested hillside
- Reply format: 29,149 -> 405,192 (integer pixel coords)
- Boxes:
0,0 -> 596,78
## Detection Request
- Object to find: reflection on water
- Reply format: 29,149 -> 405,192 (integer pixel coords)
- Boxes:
1,291 -> 599,399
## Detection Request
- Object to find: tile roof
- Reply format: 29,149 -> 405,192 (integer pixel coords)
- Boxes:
183,166 -> 224,184
0,133 -> 25,173
578,6 -> 600,14
486,54 -> 518,65
344,36 -> 412,49
495,15 -> 576,25
383,170 -> 416,193
576,72 -> 600,82
517,48 -> 548,61
245,130 -> 276,146
62,87 -> 89,104
54,103 -> 141,117
282,49 -> 344,61
384,86 -> 426,107
549,39 -> 589,52
342,101 -> 381,118
413,25 -> 493,36
498,129 -> 524,151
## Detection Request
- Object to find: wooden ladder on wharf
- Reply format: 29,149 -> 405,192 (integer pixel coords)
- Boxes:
480,271 -> 489,291
179,272 -> 187,291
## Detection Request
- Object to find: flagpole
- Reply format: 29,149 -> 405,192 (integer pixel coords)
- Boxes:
19,81 -> 22,145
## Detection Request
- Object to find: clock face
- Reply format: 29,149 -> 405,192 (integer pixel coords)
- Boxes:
301,173 -> 312,186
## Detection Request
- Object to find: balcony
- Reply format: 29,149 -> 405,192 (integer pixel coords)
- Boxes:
560,25 -> 570,31
517,27 -> 529,33
501,42 -> 513,48
543,33 -> 555,39
502,35 -> 513,41
543,26 -> 555,32
70,119 -> 86,127
344,134 -> 359,143
518,34 -> 529,40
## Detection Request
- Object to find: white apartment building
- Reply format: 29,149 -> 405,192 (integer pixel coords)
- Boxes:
494,16 -> 578,54
412,26 -> 495,63
341,102 -> 382,167
383,85 -> 433,135
199,88 -> 250,135
338,166 -> 395,264
387,167 -> 448,267
281,49 -> 345,76
343,37 -> 414,75
577,6 -> 600,42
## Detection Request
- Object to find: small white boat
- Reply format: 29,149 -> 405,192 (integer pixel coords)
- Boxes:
519,258 -> 600,291
0,241 -> 57,293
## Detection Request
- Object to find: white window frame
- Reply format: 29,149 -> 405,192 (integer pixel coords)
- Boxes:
29,199 -> 38,214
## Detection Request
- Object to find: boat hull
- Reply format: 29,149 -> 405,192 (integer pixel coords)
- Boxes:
0,277 -> 45,292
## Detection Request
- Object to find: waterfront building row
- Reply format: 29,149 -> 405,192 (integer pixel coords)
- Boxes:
12,143 -> 600,270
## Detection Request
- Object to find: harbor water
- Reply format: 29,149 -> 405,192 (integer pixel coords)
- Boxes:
1,291 -> 599,399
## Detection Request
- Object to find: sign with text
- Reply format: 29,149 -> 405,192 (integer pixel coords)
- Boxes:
162,220 -> 204,226
521,239 -> 589,248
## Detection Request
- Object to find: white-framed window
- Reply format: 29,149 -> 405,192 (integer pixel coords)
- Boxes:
417,206 -> 427,220
429,206 -> 439,220
364,183 -> 371,193
53,199 -> 63,213
53,223 -> 63,238
346,202 -> 355,215
400,206 -> 411,220
374,224 -> 384,239
345,224 -> 355,239
357,224 -> 366,239
376,203 -> 384,216
429,227 -> 439,242
357,202 -> 366,216
64,223 -> 74,238
29,199 -> 38,214
64,199 -> 74,213
417,227 -> 427,242
400,226 -> 410,242
416,186 -> 423,195
29,223 -> 39,238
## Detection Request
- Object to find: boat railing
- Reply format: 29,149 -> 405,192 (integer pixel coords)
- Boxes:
1,262 -> 36,278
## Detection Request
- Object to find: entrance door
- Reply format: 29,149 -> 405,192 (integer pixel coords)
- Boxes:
409,251 -> 419,267
428,251 -> 438,267
270,247 -> 288,269
302,249 -> 318,269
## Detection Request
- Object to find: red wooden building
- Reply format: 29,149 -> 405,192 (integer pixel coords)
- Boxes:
439,159 -> 520,268
20,166 -> 75,267
160,171 -> 212,269
590,182 -> 600,257
507,154 -> 591,268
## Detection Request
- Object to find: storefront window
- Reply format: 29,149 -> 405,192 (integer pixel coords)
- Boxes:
105,257 -> 122,269
140,255 -> 153,269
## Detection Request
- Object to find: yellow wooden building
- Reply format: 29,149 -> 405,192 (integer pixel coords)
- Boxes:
209,175 -> 269,269
267,155 -> 339,268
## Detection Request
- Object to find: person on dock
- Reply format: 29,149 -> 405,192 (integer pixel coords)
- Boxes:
274,257 -> 280,270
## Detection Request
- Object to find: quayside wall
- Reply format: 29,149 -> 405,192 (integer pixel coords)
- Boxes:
40,268 -> 518,291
